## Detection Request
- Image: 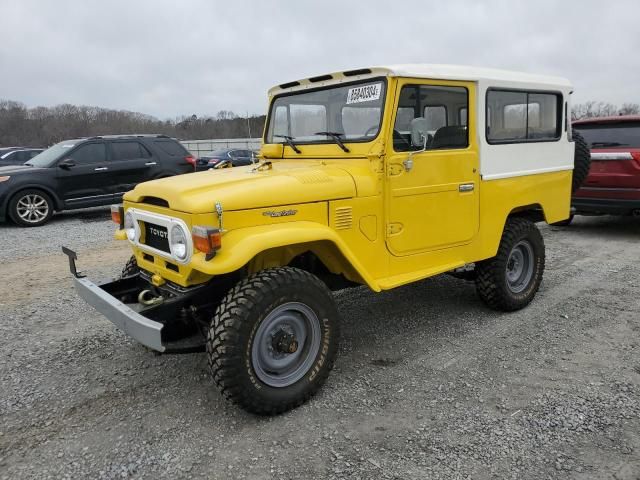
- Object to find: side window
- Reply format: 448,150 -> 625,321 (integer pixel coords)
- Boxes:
69,143 -> 106,164
111,142 -> 145,161
393,85 -> 469,152
486,90 -> 561,143
153,139 -> 189,156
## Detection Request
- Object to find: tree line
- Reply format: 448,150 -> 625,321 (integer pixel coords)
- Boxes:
0,100 -> 266,148
1,98 -> 638,148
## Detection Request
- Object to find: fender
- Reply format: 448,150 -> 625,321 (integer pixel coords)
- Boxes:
188,221 -> 382,291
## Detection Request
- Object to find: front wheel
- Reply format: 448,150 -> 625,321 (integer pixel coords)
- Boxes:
207,267 -> 340,415
9,189 -> 54,227
475,218 -> 545,311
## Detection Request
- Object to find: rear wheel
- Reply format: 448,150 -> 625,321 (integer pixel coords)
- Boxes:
475,218 -> 545,311
207,267 -> 340,415
9,189 -> 54,227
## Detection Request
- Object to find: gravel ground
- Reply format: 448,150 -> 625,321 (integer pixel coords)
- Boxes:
0,212 -> 639,479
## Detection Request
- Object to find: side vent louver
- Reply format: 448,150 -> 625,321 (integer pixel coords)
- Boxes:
334,207 -> 353,230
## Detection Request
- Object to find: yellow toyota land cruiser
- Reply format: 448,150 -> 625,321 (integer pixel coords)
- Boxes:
64,65 -> 590,415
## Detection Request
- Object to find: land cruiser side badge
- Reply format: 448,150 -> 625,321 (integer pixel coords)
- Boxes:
263,209 -> 298,218
346,83 -> 382,104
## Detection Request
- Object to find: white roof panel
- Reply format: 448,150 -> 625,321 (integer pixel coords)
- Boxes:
269,64 -> 572,96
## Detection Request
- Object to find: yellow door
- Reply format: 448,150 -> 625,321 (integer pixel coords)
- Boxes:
385,79 -> 480,256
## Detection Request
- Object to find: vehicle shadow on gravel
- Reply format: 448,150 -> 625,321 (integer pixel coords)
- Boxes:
552,215 -> 640,239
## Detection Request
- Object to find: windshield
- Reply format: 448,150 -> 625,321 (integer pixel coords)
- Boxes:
574,122 -> 640,148
265,78 -> 387,145
26,140 -> 78,167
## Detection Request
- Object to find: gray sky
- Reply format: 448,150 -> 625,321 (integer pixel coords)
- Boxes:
1,0 -> 638,119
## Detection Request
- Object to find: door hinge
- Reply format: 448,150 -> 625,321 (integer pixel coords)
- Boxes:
387,223 -> 403,235
388,164 -> 404,176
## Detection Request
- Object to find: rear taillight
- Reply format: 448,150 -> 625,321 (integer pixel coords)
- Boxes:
185,155 -> 196,170
110,204 -> 124,227
631,151 -> 640,164
192,226 -> 222,260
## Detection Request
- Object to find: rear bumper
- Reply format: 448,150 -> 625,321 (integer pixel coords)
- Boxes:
72,275 -> 165,351
572,197 -> 640,214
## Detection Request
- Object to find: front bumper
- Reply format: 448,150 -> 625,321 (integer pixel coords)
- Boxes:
72,274 -> 165,351
63,247 -> 209,353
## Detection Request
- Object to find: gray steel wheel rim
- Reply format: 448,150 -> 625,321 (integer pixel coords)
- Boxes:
506,240 -> 535,293
251,301 -> 321,388
16,194 -> 49,223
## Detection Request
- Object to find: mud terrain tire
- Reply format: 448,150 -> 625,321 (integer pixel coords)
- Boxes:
475,218 -> 545,311
207,267 -> 340,415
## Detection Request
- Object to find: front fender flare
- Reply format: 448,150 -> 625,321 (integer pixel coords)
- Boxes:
189,221 -> 381,291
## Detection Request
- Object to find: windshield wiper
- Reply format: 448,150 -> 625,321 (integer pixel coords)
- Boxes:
590,141 -> 628,147
274,135 -> 301,154
314,131 -> 350,153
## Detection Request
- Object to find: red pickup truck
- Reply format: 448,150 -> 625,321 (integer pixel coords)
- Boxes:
570,115 -> 640,222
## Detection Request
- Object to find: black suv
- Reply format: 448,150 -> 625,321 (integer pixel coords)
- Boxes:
0,135 -> 195,227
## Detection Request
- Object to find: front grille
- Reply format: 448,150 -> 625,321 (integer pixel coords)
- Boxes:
142,222 -> 170,253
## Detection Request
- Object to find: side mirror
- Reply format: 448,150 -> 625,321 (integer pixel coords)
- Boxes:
58,158 -> 76,169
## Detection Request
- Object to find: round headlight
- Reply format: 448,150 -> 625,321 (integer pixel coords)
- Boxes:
170,225 -> 188,260
124,212 -> 136,241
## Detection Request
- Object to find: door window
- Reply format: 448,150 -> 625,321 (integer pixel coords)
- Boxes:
393,85 -> 469,151
69,143 -> 106,164
111,142 -> 149,161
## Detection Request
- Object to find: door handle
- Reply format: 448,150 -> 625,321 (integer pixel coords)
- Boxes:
145,162 -> 157,166
459,183 -> 474,192
403,158 -> 413,172
94,167 -> 108,171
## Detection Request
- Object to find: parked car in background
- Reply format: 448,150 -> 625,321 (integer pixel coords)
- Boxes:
195,148 -> 257,171
0,148 -> 44,165
0,134 -> 196,227
568,116 -> 640,223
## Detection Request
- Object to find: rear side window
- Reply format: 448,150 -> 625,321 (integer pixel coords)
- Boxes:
486,90 -> 561,143
69,143 -> 106,164
111,142 -> 150,160
153,139 -> 190,156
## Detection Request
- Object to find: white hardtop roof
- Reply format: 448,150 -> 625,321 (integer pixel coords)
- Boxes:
268,64 -> 572,96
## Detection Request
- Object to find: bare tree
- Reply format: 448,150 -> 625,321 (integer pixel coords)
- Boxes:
572,101 -> 639,120
0,99 -> 265,147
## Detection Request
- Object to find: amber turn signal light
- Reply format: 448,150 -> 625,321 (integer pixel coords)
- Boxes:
192,226 -> 222,260
110,204 -> 124,227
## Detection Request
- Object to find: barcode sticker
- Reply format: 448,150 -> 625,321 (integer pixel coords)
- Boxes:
346,83 -> 382,105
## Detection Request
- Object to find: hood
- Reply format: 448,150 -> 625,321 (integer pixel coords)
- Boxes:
0,164 -> 46,175
125,161 -> 357,213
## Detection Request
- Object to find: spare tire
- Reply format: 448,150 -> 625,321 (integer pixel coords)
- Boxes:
571,130 -> 591,193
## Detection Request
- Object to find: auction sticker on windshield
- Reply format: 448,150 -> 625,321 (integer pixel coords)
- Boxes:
346,83 -> 382,105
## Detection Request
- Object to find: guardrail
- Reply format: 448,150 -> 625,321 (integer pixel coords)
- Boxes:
181,138 -> 262,157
